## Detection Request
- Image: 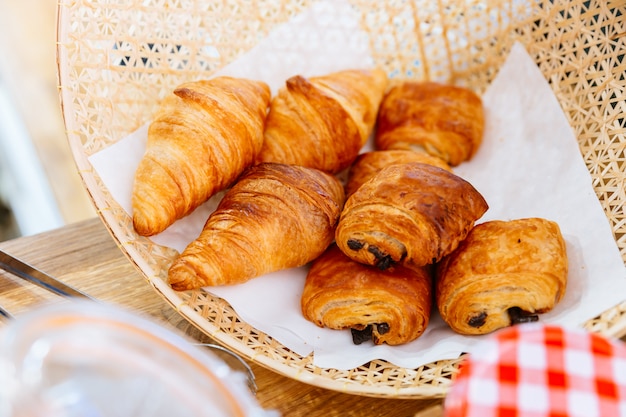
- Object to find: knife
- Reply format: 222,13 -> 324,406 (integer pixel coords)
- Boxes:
0,303 -> 14,320
0,248 -> 94,299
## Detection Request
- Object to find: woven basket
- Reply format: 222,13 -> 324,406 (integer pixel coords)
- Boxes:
56,0 -> 626,399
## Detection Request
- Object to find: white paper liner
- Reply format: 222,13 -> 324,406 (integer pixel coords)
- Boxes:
89,2 -> 626,370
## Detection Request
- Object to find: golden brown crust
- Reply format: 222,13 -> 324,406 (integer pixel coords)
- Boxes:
131,77 -> 271,236
345,149 -> 452,198
375,81 -> 484,166
256,69 -> 388,174
436,218 -> 568,335
335,162 -> 488,269
301,244 -> 433,345
168,163 -> 345,290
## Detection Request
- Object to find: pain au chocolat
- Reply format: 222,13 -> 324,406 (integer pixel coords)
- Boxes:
375,81 -> 484,166
335,162 -> 488,270
436,217 -> 568,335
301,244 -> 433,346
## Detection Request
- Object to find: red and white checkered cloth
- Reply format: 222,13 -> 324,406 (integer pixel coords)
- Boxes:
444,323 -> 626,417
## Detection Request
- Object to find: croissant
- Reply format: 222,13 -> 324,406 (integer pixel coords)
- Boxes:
168,162 -> 345,290
256,68 -> 388,174
375,81 -> 484,166
345,149 -> 452,198
335,162 -> 488,270
436,218 -> 568,335
131,76 -> 271,236
301,244 -> 433,346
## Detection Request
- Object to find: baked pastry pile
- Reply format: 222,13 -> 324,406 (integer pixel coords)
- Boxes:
131,72 -> 569,346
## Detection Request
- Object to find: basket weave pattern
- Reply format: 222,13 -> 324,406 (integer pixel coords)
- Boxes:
57,0 -> 626,398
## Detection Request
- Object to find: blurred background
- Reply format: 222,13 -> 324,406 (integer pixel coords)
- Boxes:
0,0 -> 96,241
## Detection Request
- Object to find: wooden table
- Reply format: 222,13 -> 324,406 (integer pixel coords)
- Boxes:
0,218 -> 444,417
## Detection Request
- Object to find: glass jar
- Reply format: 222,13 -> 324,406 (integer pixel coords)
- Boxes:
0,301 -> 276,417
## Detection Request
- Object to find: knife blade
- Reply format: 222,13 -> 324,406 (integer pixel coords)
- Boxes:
0,248 -> 94,299
0,303 -> 14,320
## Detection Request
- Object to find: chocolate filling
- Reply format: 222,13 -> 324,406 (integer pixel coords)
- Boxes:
377,323 -> 390,335
351,326 -> 373,345
347,239 -> 364,250
350,323 -> 390,345
468,311 -> 487,328
508,307 -> 539,325
367,246 -> 394,270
